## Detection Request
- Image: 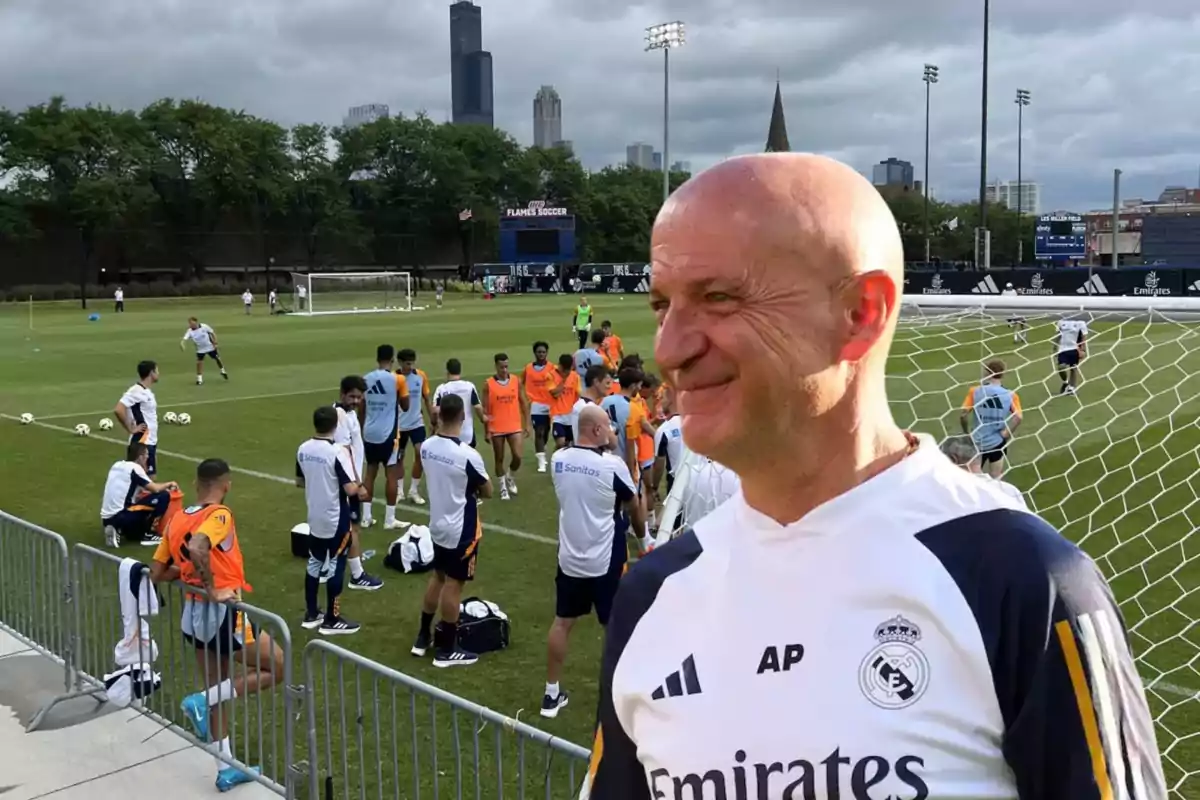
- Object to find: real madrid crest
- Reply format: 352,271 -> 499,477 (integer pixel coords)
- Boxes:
858,615 -> 930,710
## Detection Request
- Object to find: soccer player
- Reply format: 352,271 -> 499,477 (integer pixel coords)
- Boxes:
150,458 -> 286,793
548,354 -> 581,449
629,379 -> 659,533
651,409 -> 683,499
296,406 -> 364,635
432,359 -> 486,448
100,442 -> 179,548
296,283 -> 307,311
599,320 -> 623,366
960,359 -> 1023,479
1055,315 -> 1088,395
524,341 -> 557,472
582,153 -> 1165,797
268,288 -> 277,313
1001,283 -> 1027,343
435,280 -> 444,308
241,289 -> 253,314
543,405 -> 641,720
572,329 -> 606,380
181,317 -> 228,385
940,434 -> 1028,510
481,353 -> 529,501
396,349 -> 434,505
114,360 -> 161,475
114,286 -> 125,313
411,394 -> 493,667
360,345 -> 411,530
571,364 -> 617,447
600,368 -> 643,476
333,376 -> 384,591
572,295 -> 593,349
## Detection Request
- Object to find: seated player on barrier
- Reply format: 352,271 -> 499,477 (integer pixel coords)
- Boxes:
100,441 -> 179,548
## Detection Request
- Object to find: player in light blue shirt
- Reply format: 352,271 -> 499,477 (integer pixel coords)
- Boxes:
361,344 -> 411,530
574,329 -> 608,379
600,368 -> 643,466
960,359 -> 1023,479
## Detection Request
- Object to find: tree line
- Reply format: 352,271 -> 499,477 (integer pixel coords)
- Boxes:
0,96 -> 1035,292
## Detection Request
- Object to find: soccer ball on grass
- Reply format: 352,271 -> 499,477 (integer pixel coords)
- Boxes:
98,418 -> 114,431
19,413 -> 34,425
164,411 -> 179,425
177,413 -> 192,426
74,423 -> 91,437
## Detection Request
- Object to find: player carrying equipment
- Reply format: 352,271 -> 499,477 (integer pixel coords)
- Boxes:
396,349 -> 434,505
482,353 -> 530,501
960,359 -> 1023,479
181,317 -> 228,384
1055,316 -> 1088,395
114,360 -> 161,475
150,458 -> 286,793
360,345 -> 411,530
524,342 -> 557,473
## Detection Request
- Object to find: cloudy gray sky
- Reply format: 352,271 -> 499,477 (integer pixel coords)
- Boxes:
2,0 -> 1198,211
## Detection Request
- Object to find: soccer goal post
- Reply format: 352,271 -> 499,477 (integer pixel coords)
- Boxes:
289,271 -> 422,316
658,293 -> 1200,787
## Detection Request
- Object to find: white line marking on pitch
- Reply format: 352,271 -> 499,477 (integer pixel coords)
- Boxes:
3,414 -> 556,546
34,386 -> 336,421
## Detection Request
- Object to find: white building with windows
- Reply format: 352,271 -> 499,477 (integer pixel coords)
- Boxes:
626,142 -> 655,169
343,104 -> 390,129
985,180 -> 1041,216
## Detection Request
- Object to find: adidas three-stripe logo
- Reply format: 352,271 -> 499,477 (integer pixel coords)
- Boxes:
971,275 -> 1000,294
1188,280 -> 1200,292
651,654 -> 702,700
1077,274 -> 1110,295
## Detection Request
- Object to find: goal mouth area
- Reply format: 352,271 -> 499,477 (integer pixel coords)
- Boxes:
288,271 -> 420,316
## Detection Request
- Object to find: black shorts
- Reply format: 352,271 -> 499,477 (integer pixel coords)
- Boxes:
531,413 -> 551,430
364,435 -> 399,467
555,568 -> 621,625
196,350 -> 221,362
348,497 -> 362,523
552,422 -> 574,442
399,426 -> 427,452
1057,349 -> 1080,367
980,441 -> 1007,464
432,539 -> 479,582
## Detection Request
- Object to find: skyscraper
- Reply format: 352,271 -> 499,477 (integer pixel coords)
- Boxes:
533,86 -> 562,149
449,1 -> 493,127
872,158 -> 915,190
626,143 -> 655,169
343,104 -> 390,129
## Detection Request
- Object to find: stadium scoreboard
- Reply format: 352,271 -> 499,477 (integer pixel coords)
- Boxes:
1034,213 -> 1086,262
499,201 -> 576,264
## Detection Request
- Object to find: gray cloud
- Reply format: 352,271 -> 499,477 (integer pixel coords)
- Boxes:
1,0 -> 1197,211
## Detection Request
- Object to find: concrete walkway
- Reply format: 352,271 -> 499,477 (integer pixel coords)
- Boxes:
0,630 -> 279,799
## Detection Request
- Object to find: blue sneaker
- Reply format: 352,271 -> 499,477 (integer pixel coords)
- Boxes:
349,572 -> 384,591
215,765 -> 261,793
180,693 -> 210,742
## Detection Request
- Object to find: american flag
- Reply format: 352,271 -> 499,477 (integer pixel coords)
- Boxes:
459,208 -> 473,221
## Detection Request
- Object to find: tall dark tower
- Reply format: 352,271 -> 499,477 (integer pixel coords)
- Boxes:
765,78 -> 790,153
449,1 -> 494,127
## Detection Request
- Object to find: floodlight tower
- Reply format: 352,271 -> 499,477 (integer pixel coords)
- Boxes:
645,21 -> 686,205
1015,88 -> 1031,263
922,64 -> 940,263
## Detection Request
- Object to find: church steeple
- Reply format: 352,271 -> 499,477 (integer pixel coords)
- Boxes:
765,74 -> 790,153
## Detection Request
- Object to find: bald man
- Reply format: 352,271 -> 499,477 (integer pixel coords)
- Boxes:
579,154 -> 1164,800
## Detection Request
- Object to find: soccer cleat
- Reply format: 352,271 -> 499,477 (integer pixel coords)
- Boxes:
349,572 -> 384,591
360,516 -> 373,528
104,525 -> 121,548
301,612 -> 322,630
432,646 -> 479,668
221,370 -> 229,381
196,377 -> 203,386
140,533 -> 162,547
411,631 -> 432,657
383,519 -> 409,531
506,475 -> 518,496
499,487 -> 510,501
180,693 -> 210,742
407,489 -> 426,505
540,691 -> 569,719
215,765 -> 260,793
319,616 -> 361,636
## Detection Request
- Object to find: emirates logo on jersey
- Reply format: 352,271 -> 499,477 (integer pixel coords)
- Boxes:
858,615 -> 930,710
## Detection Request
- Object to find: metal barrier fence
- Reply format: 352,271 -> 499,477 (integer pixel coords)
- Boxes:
301,640 -> 591,799
0,512 -> 593,799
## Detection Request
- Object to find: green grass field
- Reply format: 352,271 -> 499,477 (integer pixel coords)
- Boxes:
1,292 -> 1198,798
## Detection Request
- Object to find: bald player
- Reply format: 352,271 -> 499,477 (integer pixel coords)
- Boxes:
580,154 -> 1164,799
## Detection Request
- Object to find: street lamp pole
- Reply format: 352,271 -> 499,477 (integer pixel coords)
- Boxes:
922,64 -> 939,263
646,21 -> 686,205
1015,89 -> 1031,265
978,0 -> 991,230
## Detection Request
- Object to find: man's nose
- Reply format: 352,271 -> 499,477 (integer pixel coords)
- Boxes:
655,305 -> 708,376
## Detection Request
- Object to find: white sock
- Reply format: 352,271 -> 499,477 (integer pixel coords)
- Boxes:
349,556 -> 364,579
204,678 -> 237,707
362,503 -> 373,522
537,452 -> 546,464
215,736 -> 232,766
545,681 -> 559,699
385,504 -> 396,523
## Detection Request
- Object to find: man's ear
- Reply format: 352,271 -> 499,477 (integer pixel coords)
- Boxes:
838,271 -> 897,363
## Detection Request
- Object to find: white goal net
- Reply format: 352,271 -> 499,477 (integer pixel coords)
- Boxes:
658,294 -> 1200,795
289,271 -> 420,316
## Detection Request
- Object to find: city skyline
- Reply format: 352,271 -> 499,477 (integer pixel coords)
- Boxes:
532,85 -> 562,149
0,1 -> 1197,211
449,0 -> 493,127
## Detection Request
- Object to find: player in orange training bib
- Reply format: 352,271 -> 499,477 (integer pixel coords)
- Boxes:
524,341 -> 557,473
483,352 -> 529,501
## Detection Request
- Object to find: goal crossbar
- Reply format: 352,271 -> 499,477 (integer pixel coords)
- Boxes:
289,271 -> 424,316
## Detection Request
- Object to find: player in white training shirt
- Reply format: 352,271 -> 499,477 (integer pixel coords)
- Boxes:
268,288 -> 278,313
570,364 -> 618,447
1001,282 -> 1027,343
581,154 -> 1164,799
114,359 -> 161,475
1055,317 -> 1088,395
431,358 -> 485,448
181,316 -> 228,385
241,289 -> 253,314
333,375 -> 383,591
